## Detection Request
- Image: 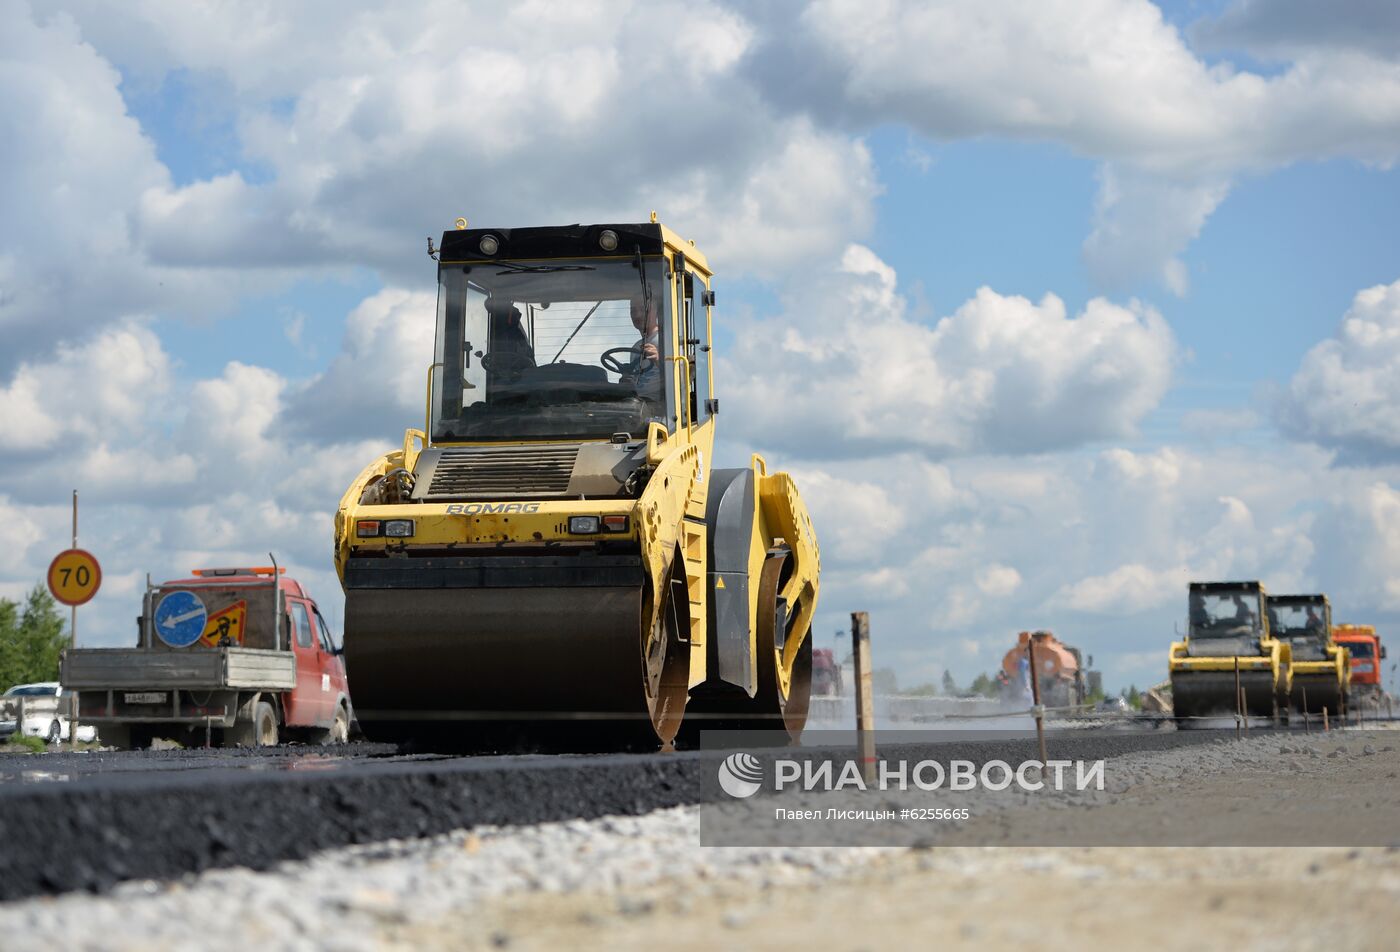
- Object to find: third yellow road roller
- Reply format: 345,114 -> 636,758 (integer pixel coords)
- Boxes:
334,217 -> 820,749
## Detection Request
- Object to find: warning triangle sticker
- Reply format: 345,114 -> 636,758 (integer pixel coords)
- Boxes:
199,599 -> 248,647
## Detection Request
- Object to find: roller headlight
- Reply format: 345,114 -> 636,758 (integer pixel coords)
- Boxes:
598,229 -> 619,252
479,234 -> 500,255
384,520 -> 415,538
568,516 -> 601,534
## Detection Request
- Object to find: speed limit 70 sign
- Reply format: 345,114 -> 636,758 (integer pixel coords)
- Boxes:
48,549 -> 102,606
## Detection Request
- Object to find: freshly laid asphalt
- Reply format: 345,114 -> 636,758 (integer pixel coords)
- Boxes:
0,729 -> 1225,901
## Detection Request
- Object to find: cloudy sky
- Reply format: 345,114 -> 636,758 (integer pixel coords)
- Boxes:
2,0 -> 1399,694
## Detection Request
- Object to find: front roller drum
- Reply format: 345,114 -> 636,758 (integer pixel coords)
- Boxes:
1172,670 -> 1277,722
343,561 -> 689,750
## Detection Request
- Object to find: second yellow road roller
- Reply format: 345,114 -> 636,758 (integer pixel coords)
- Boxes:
1267,593 -> 1350,715
334,218 -> 820,748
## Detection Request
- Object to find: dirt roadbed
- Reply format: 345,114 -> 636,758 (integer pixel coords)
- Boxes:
463,845 -> 1399,952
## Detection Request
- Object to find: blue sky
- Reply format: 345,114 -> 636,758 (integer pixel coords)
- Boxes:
3,0 -> 1400,696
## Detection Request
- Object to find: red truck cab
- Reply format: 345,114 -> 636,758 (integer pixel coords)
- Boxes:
1334,624 -> 1386,705
812,648 -> 843,697
184,567 -> 352,734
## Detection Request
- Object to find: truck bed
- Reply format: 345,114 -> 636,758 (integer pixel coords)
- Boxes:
62,647 -> 296,691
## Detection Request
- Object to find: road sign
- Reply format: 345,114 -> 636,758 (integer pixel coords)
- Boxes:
47,549 -> 102,607
199,600 -> 248,647
153,590 -> 208,648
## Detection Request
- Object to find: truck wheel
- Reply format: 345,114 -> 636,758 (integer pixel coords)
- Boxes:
226,701 -> 279,748
319,704 -> 350,745
97,725 -> 131,749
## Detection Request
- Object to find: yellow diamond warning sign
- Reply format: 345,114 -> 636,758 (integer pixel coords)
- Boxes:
199,600 -> 248,647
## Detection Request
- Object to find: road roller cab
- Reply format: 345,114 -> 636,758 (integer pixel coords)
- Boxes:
1269,593 -> 1349,715
1170,581 -> 1289,723
335,218 -> 820,749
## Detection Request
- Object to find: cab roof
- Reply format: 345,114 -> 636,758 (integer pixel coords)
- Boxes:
1190,580 -> 1264,593
1268,593 -> 1329,606
438,220 -> 712,275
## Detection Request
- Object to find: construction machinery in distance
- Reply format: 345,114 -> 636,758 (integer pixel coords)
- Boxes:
811,648 -> 843,697
997,630 -> 1094,709
1333,624 -> 1386,709
1170,581 -> 1289,724
1267,593 -> 1349,716
334,218 -> 820,749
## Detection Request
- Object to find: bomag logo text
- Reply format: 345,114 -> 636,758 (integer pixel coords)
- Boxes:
444,503 -> 541,515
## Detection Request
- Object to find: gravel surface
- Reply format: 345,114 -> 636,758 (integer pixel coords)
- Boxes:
5,728 -> 1397,950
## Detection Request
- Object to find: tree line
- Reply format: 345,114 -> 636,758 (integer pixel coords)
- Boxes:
0,585 -> 68,691
905,667 -> 1131,706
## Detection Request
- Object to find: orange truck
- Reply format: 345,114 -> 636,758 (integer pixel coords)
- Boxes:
999,630 -> 1087,709
1333,625 -> 1387,707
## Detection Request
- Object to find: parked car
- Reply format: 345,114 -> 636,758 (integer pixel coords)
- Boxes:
1,682 -> 98,743
1096,695 -> 1131,714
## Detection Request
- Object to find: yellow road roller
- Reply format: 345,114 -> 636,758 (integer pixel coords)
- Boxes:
1267,593 -> 1350,716
1170,581 -> 1289,723
334,218 -> 820,748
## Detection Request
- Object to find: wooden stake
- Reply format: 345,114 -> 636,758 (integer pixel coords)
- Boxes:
850,612 -> 876,784
1027,637 -> 1049,764
1234,657 -> 1242,740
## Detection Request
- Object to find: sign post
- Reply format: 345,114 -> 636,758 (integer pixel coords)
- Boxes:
47,490 -> 100,748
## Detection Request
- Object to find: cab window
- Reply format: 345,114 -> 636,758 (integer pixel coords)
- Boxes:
291,602 -> 313,649
315,611 -> 337,653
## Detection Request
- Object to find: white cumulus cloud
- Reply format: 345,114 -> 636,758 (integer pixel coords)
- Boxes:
1281,278 -> 1400,461
281,287 -> 437,441
725,245 -> 1175,459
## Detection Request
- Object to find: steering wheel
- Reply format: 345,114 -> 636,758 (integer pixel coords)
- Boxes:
601,344 -> 654,376
479,350 -> 534,376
